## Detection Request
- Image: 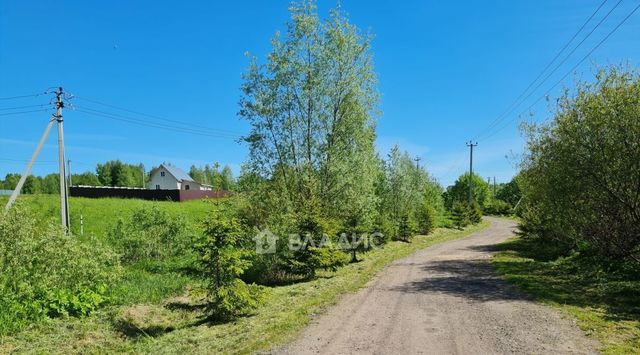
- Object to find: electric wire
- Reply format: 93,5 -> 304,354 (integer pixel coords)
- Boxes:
474,0 -> 621,141
0,104 -> 49,111
0,93 -> 45,101
75,106 -> 242,140
74,96 -> 243,136
479,1 -> 640,142
0,109 -> 51,116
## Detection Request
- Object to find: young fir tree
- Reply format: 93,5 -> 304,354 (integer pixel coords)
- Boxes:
397,213 -> 416,242
452,201 -> 470,230
199,212 -> 263,320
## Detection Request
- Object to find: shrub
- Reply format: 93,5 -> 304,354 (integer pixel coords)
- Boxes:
468,201 -> 483,224
107,206 -> 194,263
415,202 -> 436,235
451,201 -> 470,229
396,213 -> 416,242
198,212 -> 264,320
485,199 -> 512,216
284,214 -> 348,278
520,66 -> 640,260
372,213 -> 393,245
0,205 -> 120,334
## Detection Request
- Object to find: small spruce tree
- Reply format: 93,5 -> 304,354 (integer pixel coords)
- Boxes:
397,213 -> 416,242
468,201 -> 483,224
199,213 -> 263,320
452,201 -> 470,229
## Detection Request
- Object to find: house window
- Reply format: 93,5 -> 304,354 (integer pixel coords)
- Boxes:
160,171 -> 165,177
185,184 -> 190,190
155,185 -> 160,190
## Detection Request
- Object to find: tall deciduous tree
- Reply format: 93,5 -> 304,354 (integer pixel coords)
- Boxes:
240,0 -> 379,227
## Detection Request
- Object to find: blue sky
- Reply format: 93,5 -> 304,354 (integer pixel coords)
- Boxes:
1,0 -> 639,187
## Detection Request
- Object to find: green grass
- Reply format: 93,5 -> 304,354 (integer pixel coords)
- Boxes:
0,194 -> 216,239
1,212 -> 489,354
493,237 -> 640,354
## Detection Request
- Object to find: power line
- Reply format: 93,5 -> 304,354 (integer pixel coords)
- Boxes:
474,0 -> 619,141
0,93 -> 45,101
0,109 -> 51,116
75,106 -> 242,139
0,104 -> 49,111
74,96 -> 243,136
0,158 -> 58,165
479,1 -> 640,142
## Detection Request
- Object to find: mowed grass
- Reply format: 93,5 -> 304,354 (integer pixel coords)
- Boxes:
493,237 -> 640,354
0,194 -> 489,354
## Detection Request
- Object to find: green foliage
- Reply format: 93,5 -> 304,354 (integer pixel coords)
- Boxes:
0,173 -> 20,190
96,160 -> 145,187
468,201 -> 483,224
239,0 -> 379,226
396,213 -> 416,242
107,206 -> 194,263
0,204 -> 120,334
377,146 -> 444,239
189,163 -> 236,191
415,202 -> 436,235
71,171 -> 102,186
0,173 -> 60,194
485,199 -> 513,216
444,172 -> 491,209
496,176 -> 521,207
451,201 -> 470,229
519,65 -> 640,260
198,210 -> 264,320
285,214 -> 348,278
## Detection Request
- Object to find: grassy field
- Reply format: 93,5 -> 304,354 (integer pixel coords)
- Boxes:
0,194 -> 215,238
493,237 -> 640,354
0,194 -> 489,354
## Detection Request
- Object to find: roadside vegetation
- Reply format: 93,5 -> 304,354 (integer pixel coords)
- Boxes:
495,65 -> 640,353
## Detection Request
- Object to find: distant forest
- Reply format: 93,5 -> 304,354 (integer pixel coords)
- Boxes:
0,160 -> 236,193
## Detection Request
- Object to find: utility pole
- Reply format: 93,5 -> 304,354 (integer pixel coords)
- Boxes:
141,165 -> 145,188
55,87 -> 70,232
466,141 -> 478,204
493,176 -> 496,197
414,156 -> 421,169
4,87 -> 71,233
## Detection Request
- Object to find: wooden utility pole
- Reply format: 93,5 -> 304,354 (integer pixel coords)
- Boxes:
466,141 -> 478,204
414,156 -> 421,169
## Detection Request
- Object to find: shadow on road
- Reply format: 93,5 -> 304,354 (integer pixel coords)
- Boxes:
388,243 -> 530,303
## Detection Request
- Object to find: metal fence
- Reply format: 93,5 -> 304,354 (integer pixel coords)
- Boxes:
69,186 -> 230,202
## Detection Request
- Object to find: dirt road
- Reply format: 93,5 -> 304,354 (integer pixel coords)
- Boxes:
279,218 -> 598,354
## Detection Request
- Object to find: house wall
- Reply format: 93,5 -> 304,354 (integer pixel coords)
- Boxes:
180,181 -> 203,191
149,166 -> 180,190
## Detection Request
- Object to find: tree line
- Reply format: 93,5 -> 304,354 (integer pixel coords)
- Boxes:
0,160 -> 237,193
